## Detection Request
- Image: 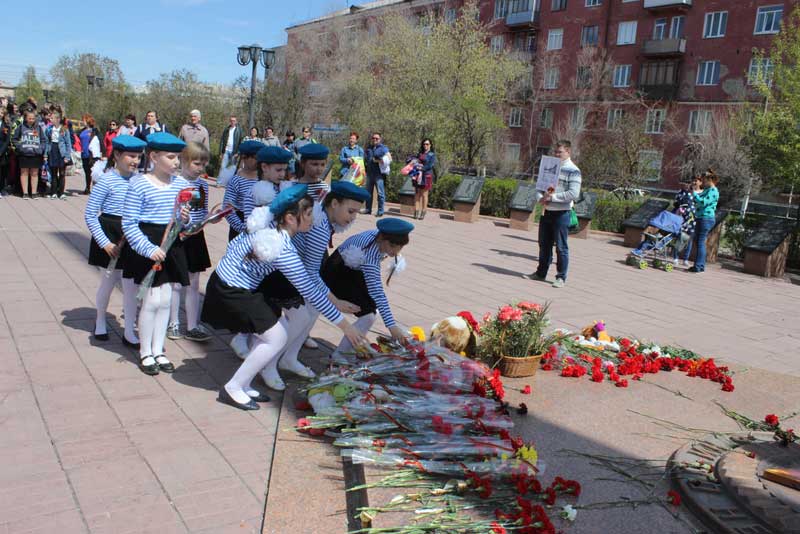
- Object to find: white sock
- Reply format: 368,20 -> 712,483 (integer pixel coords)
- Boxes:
94,270 -> 120,335
139,284 -> 172,358
279,306 -> 316,372
169,283 -> 182,327
225,321 -> 288,404
121,277 -> 140,343
333,313 -> 376,357
186,272 -> 201,331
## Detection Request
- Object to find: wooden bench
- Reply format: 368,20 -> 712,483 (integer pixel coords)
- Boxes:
621,199 -> 671,247
743,217 -> 794,278
397,176 -> 415,216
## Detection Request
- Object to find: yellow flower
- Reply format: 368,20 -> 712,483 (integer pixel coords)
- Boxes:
516,444 -> 538,466
409,326 -> 426,341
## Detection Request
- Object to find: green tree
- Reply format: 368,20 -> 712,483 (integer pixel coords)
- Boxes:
749,4 -> 800,202
16,66 -> 44,105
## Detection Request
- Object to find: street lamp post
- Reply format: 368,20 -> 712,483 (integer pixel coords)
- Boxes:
237,44 -> 275,130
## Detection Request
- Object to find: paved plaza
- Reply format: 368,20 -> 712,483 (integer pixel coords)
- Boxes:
1,176 -> 799,534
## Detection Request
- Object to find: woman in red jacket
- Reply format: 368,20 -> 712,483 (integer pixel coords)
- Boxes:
103,120 -> 119,158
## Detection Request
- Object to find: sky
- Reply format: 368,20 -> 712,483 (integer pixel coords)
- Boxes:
0,0 -> 351,89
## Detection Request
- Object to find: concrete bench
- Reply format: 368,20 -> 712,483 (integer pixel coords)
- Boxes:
743,217 -> 794,278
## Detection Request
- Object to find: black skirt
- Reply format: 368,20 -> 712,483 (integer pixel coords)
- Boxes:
183,230 -> 211,273
201,271 -> 280,333
228,210 -> 244,242
257,271 -> 304,310
88,214 -> 129,269
321,250 -> 375,317
122,222 -> 190,287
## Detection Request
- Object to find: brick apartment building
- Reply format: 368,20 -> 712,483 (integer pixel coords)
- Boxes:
285,0 -> 793,186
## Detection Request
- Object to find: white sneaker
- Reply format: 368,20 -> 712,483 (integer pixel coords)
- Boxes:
303,337 -> 319,349
166,323 -> 183,340
229,335 -> 250,360
279,358 -> 316,378
673,258 -> 679,266
681,260 -> 689,267
59,195 -> 67,200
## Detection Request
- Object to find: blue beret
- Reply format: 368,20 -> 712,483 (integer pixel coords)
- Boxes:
146,132 -> 186,152
257,146 -> 293,164
111,135 -> 146,153
270,183 -> 308,217
377,217 -> 414,235
239,140 -> 265,156
298,143 -> 329,160
330,180 -> 369,202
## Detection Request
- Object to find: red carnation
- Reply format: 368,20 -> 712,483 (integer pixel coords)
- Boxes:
294,400 -> 312,411
667,490 -> 681,506
544,487 -> 557,505
456,310 -> 481,334
615,379 -> 629,388
521,385 -> 532,395
765,414 -> 780,427
490,522 -> 507,534
541,362 -> 554,371
178,189 -> 194,203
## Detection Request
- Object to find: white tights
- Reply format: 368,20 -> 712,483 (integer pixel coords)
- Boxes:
332,313 -> 376,359
278,305 -> 318,370
95,271 -> 139,342
225,320 -> 288,404
169,273 -> 201,330
139,284 -> 172,359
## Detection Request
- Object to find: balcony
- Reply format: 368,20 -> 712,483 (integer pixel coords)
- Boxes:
639,83 -> 679,100
643,0 -> 692,10
639,60 -> 681,100
506,8 -> 539,27
642,38 -> 687,57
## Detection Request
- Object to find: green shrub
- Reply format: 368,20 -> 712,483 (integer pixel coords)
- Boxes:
479,178 -> 517,218
591,195 -> 647,233
720,213 -> 768,259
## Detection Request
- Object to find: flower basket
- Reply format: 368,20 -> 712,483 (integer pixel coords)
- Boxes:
498,354 -> 543,378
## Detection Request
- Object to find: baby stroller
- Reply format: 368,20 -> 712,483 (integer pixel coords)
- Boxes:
626,210 -> 684,272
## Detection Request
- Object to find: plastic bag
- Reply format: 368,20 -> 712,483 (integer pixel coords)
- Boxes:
379,152 -> 392,174
343,156 -> 366,187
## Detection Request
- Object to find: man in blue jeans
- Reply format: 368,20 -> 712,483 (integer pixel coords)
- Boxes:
526,140 -> 582,288
363,132 -> 389,217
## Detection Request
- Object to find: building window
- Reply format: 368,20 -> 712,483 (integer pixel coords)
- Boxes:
638,150 -> 662,181
514,32 -> 536,52
511,0 -> 534,13
509,107 -> 524,127
581,25 -> 599,47
613,64 -> 632,87
640,60 -> 679,86
544,67 -> 560,89
688,110 -> 713,136
748,57 -> 774,86
445,7 -> 457,24
703,11 -> 728,39
645,108 -> 665,134
505,143 -> 521,162
570,107 -> 587,131
586,0 -> 601,6
617,21 -> 637,45
670,15 -> 686,39
755,6 -> 783,35
494,0 -> 509,19
547,28 -> 564,50
540,107 -> 554,128
576,66 -> 592,88
490,35 -> 505,53
551,0 -> 567,11
696,60 -> 721,85
653,18 -> 667,40
607,108 -> 625,130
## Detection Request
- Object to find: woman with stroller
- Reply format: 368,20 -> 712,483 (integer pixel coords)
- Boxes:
671,174 -> 701,266
689,170 -> 720,273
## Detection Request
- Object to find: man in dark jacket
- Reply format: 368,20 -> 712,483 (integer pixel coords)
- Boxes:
134,110 -> 168,170
363,132 -> 389,217
218,115 -> 242,186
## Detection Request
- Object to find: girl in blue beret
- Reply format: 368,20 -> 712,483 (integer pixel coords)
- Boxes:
167,142 -> 213,343
276,181 -> 370,380
122,132 -> 191,376
321,218 -> 413,359
201,185 -> 366,409
84,135 -> 145,348
294,143 -> 331,202
223,140 -> 263,241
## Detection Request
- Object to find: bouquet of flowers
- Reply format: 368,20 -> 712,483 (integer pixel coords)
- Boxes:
137,186 -> 197,300
179,201 -> 239,240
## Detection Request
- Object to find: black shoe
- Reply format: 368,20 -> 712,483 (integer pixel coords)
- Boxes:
420,210 -> 426,220
93,333 -> 109,341
688,266 -> 703,273
122,337 -> 141,349
375,212 -> 384,218
139,355 -> 160,376
218,388 -> 260,411
247,391 -> 271,403
155,355 -> 175,373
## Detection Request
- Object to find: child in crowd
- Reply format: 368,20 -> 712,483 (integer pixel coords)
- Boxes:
11,110 -> 46,199
223,140 -> 263,241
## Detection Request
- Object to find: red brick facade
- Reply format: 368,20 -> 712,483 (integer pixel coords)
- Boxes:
285,0 -> 795,186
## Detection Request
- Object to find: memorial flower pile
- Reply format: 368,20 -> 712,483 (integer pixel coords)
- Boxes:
478,302 -> 563,361
296,339 -> 581,533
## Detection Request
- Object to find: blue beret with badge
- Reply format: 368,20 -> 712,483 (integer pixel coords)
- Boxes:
257,145 -> 293,164
377,217 -> 414,235
270,183 -> 309,216
112,135 -> 146,153
330,180 -> 370,203
146,132 -> 186,152
298,143 -> 329,160
239,140 -> 265,156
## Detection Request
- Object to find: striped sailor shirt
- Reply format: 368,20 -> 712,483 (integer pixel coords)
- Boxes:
185,177 -> 209,224
122,175 -> 190,258
292,208 -> 332,289
84,169 -> 137,248
223,173 -> 258,233
337,229 -> 396,328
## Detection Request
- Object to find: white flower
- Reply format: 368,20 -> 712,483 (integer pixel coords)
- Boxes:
247,206 -> 274,233
561,504 -> 577,521
251,228 -> 283,262
392,255 -> 407,275
341,246 -> 365,269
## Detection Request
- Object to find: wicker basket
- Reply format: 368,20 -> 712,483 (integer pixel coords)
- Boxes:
497,354 -> 543,378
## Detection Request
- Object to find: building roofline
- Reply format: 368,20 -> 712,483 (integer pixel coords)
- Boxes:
286,0 -> 441,31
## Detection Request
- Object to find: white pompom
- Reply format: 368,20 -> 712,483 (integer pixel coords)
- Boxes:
279,180 -> 295,192
91,160 -> 106,184
251,228 -> 283,262
312,200 -> 326,227
392,255 -> 407,275
340,246 -> 365,269
252,181 -> 277,208
247,206 -> 274,234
